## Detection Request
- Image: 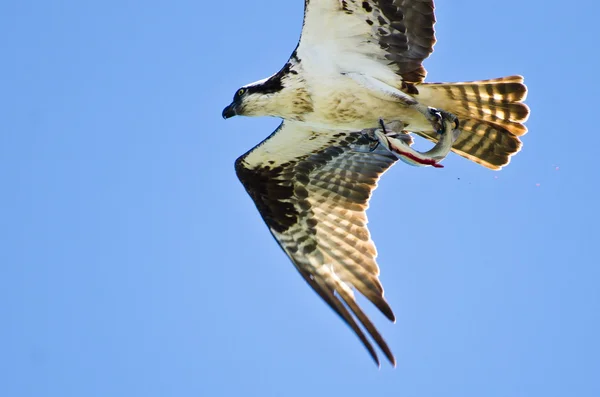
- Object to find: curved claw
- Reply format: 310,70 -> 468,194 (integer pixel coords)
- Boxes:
428,108 -> 444,135
438,109 -> 459,132
426,107 -> 460,136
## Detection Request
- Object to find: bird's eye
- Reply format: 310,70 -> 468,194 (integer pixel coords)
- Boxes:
237,88 -> 246,97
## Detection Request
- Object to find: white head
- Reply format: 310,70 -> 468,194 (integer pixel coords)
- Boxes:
222,63 -> 312,120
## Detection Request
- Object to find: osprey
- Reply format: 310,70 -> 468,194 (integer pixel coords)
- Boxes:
222,0 -> 529,366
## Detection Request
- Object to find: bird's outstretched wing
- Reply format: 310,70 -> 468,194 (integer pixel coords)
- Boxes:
297,0 -> 436,83
235,121 -> 398,366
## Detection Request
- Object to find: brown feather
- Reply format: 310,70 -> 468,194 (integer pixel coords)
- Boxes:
416,76 -> 530,169
236,122 -> 399,366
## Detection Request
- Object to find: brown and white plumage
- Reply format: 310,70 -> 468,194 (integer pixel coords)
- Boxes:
298,0 -> 436,84
236,122 -> 398,366
223,0 -> 530,366
296,0 -> 529,168
417,76 -> 529,169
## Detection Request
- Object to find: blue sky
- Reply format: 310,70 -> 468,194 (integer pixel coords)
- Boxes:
2,0 -> 599,396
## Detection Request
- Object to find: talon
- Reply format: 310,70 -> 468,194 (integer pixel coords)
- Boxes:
378,118 -> 387,134
439,109 -> 459,130
428,107 -> 444,134
369,140 -> 380,152
361,127 -> 377,142
360,125 -> 381,152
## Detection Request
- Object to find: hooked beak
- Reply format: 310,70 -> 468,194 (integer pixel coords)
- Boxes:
222,103 -> 237,119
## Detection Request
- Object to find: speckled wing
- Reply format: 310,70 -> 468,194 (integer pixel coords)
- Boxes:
298,0 -> 436,83
235,121 -> 398,366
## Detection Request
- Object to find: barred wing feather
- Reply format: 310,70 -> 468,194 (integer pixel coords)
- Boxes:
235,121 -> 398,366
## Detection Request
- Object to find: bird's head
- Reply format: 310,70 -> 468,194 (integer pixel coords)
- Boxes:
222,76 -> 284,119
222,66 -> 312,120
221,85 -> 260,119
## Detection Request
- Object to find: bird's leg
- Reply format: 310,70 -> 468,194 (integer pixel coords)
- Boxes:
361,126 -> 381,152
412,104 -> 460,135
361,119 -> 408,152
378,119 -> 413,146
371,117 -> 461,168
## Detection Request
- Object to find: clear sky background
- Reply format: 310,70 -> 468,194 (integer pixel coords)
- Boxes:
2,1 -> 599,396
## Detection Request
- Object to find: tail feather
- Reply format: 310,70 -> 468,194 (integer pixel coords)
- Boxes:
416,76 -> 530,169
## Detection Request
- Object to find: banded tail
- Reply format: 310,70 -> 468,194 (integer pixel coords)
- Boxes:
417,76 -> 530,169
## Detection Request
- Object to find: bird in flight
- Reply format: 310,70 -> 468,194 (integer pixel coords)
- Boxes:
222,0 -> 529,366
